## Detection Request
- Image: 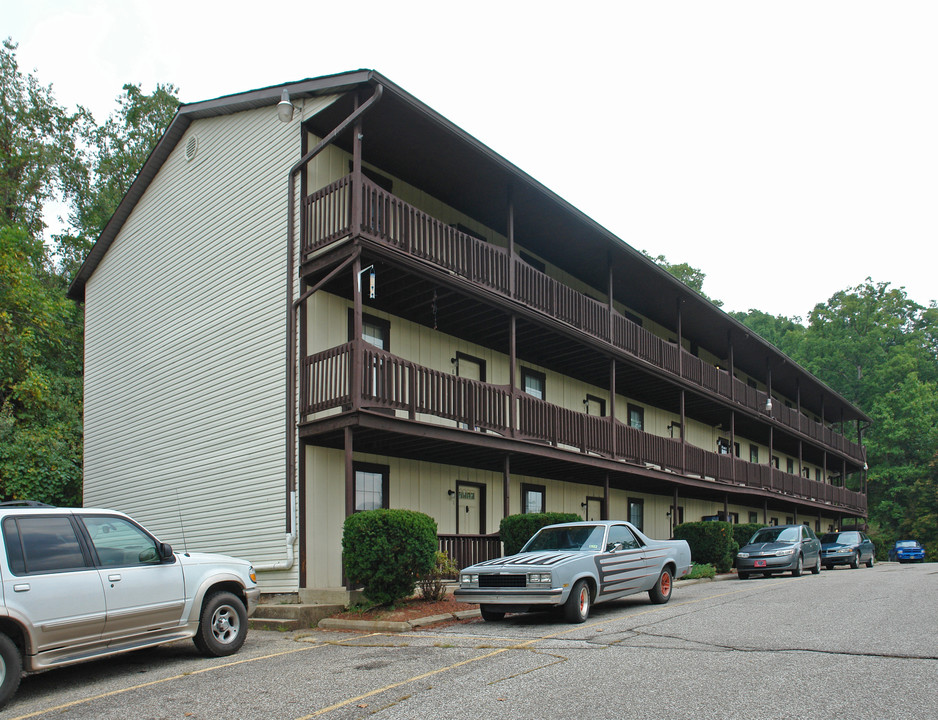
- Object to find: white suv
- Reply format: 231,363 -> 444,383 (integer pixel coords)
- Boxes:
0,502 -> 259,708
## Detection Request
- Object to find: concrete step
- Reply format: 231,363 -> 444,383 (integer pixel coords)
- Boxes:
251,602 -> 345,630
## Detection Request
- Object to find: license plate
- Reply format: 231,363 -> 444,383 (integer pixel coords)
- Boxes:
754,560 -> 767,568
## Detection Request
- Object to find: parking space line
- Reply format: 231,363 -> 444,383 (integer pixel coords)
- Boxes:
7,633 -> 382,720
295,580 -> 785,719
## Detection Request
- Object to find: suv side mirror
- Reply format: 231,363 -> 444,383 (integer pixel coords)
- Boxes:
158,542 -> 175,562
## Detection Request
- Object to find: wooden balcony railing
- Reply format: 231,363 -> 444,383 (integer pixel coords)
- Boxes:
301,342 -> 867,515
437,533 -> 503,570
301,175 -> 865,465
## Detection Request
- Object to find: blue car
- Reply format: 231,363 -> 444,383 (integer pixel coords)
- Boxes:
888,540 -> 926,563
820,530 -> 875,569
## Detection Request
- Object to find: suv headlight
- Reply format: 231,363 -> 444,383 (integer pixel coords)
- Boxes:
460,573 -> 479,586
527,572 -> 552,585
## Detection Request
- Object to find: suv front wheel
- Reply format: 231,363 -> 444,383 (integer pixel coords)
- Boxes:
193,591 -> 248,657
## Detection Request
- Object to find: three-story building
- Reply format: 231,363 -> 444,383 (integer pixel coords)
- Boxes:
69,71 -> 869,599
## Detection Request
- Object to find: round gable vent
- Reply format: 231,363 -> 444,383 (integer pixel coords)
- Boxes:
185,135 -> 199,162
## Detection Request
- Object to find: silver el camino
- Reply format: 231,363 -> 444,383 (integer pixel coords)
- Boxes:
454,521 -> 692,623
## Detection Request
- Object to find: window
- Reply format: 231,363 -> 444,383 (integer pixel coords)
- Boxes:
627,404 -> 644,431
802,467 -> 811,479
749,445 -> 759,463
748,511 -> 759,524
769,517 -> 779,526
83,516 -> 161,567
348,310 -> 390,350
668,422 -> 682,439
728,512 -> 739,524
772,456 -> 780,469
669,506 -> 684,524
584,394 -> 606,417
521,484 -> 545,514
521,368 -> 545,400
786,516 -> 794,525
717,437 -> 731,455
3,516 -> 87,574
354,463 -> 389,512
786,458 -> 794,474
628,498 -> 644,531
815,468 -> 823,482
734,442 -> 740,458
607,524 -> 640,551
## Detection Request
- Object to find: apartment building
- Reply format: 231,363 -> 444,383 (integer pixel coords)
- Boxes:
68,71 -> 869,599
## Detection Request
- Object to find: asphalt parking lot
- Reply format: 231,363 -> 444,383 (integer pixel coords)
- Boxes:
7,562 -> 937,720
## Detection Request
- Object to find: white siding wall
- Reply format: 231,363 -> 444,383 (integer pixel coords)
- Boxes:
83,97 -> 337,592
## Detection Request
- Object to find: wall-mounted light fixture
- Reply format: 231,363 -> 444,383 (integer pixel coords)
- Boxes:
358,265 -> 376,299
277,89 -> 295,123
765,397 -> 773,412
447,489 -> 456,497
580,502 -> 588,509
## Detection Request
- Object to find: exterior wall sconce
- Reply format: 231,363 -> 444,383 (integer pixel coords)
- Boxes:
277,89 -> 295,123
448,489 -> 456,497
765,398 -> 773,412
580,502 -> 588,509
357,265 -> 376,299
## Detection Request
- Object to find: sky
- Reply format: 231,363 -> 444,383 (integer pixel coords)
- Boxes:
5,0 -> 937,320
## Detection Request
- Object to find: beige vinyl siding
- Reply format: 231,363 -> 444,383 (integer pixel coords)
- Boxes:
83,97 -> 338,593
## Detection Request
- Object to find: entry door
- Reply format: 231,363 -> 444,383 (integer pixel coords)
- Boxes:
585,497 -> 604,521
456,482 -> 484,534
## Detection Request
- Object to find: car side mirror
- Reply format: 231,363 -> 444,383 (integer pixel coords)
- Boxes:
158,542 -> 175,563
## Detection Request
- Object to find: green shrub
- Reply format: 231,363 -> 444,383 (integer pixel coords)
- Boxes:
673,521 -> 738,573
685,563 -> 716,579
342,509 -> 438,606
417,551 -> 459,602
499,512 -> 582,556
732,523 -> 765,549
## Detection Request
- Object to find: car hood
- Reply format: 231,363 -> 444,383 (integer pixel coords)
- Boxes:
821,542 -> 857,550
467,551 -> 586,571
741,542 -> 797,554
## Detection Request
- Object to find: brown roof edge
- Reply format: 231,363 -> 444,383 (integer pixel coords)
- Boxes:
66,70 -> 380,302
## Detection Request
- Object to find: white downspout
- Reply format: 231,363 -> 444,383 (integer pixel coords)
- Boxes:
255,491 -> 297,572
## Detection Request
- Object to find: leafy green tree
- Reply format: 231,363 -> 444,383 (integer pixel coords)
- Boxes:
0,38 -> 77,238
57,82 -> 179,279
0,226 -> 83,505
642,250 -> 723,307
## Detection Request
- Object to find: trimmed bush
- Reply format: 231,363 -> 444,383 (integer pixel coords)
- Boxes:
732,523 -> 765,549
686,563 -> 717,579
342,509 -> 438,606
417,551 -> 459,602
673,521 -> 738,573
499,512 -> 582,556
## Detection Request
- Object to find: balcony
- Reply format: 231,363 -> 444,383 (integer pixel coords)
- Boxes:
301,174 -> 864,466
301,341 -> 867,516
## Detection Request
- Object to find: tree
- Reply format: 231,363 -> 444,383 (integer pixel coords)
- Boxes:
57,82 -> 179,279
0,225 -> 83,505
642,250 -> 723,307
0,38 -> 77,239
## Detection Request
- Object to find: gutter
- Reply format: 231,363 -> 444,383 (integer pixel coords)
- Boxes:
257,81 -> 384,573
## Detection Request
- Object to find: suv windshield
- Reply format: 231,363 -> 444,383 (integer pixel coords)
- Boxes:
749,527 -> 799,544
522,525 -> 606,553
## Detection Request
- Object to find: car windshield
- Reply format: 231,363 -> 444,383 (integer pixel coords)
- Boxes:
522,525 -> 606,553
896,541 -> 919,548
820,532 -> 858,544
749,527 -> 799,544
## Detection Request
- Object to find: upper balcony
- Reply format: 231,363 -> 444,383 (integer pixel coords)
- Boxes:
301,174 -> 865,467
300,340 -> 867,516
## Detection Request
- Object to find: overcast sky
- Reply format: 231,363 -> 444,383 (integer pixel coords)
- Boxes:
6,0 -> 936,319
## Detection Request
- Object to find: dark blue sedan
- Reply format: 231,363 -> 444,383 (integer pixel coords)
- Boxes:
820,530 -> 875,569
888,540 -> 926,563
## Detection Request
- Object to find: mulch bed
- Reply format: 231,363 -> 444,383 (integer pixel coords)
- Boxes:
329,594 -> 477,622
